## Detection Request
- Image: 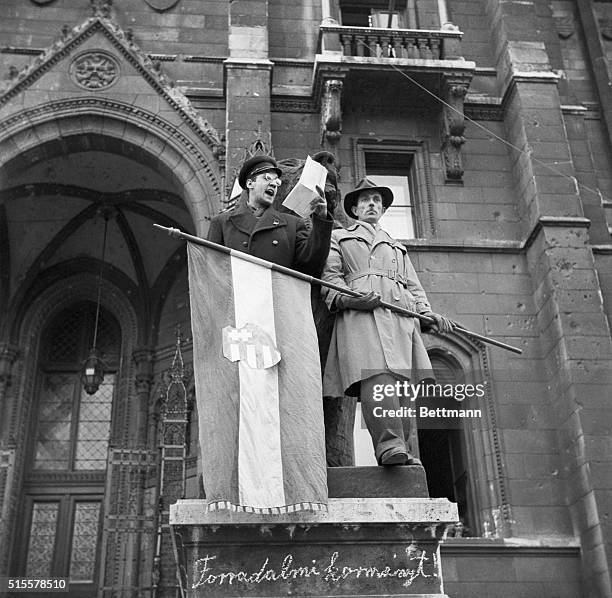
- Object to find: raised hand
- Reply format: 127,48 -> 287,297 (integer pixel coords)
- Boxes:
310,186 -> 327,218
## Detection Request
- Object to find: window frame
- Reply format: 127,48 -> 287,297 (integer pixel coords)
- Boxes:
17,492 -> 104,594
339,0 -> 413,27
15,301 -> 121,596
27,303 -> 119,476
352,138 -> 436,238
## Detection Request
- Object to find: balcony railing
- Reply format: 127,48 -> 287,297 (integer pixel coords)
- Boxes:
318,24 -> 464,61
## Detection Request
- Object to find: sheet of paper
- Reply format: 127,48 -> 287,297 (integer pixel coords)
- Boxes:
281,155 -> 327,218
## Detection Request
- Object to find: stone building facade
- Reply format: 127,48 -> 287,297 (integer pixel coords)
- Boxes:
0,0 -> 611,596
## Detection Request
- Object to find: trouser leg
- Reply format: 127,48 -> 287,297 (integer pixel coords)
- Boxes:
360,373 -> 408,463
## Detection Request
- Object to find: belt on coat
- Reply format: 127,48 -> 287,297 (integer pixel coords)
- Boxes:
344,269 -> 408,287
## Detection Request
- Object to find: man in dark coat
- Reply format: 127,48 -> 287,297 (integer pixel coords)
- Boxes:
208,155 -> 333,275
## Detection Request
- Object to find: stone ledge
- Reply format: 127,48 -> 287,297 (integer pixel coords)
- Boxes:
315,54 -> 476,72
223,57 -> 274,69
170,497 -> 458,526
188,595 -> 450,598
441,536 -> 580,556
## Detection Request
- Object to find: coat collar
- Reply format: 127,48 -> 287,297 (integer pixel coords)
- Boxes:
371,224 -> 400,251
356,220 -> 378,237
345,220 -> 398,249
229,196 -> 288,235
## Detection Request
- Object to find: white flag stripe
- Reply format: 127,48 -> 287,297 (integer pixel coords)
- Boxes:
262,346 -> 272,368
245,344 -> 257,368
230,344 -> 240,362
231,256 -> 285,508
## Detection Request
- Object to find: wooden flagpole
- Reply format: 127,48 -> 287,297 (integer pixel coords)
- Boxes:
154,224 -> 522,355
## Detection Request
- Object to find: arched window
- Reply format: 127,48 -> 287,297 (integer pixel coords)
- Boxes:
16,301 -> 121,596
418,351 -> 476,535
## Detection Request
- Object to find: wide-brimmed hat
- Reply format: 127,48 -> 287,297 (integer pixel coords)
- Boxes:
238,155 -> 283,189
343,178 -> 394,216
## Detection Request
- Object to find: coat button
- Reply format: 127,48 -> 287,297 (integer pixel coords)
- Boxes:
272,240 -> 279,245
242,241 -> 248,247
392,258 -> 396,263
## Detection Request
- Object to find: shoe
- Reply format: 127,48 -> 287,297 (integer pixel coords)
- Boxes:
380,448 -> 409,465
405,455 -> 422,466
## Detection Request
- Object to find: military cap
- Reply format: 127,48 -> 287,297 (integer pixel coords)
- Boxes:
238,155 -> 283,189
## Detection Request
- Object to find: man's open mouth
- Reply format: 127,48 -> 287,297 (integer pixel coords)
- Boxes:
265,187 -> 276,198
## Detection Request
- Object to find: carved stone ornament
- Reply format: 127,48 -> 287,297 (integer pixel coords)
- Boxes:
69,50 -> 120,90
441,81 -> 469,182
554,15 -> 575,39
600,18 -> 612,41
144,0 -> 180,11
321,78 -> 344,147
90,0 -> 113,18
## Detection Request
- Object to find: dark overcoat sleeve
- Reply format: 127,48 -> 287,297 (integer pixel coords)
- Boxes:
293,213 -> 333,276
207,214 -> 224,244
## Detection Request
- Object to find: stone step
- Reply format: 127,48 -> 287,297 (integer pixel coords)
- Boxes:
327,465 -> 429,498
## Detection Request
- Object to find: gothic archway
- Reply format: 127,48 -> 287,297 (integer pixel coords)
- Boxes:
0,104 -> 210,589
0,98 -> 221,232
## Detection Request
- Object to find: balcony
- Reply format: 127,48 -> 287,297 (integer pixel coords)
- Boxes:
318,23 -> 464,61
314,21 -> 474,95
313,21 -> 476,181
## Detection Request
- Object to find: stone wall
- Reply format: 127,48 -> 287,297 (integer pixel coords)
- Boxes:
2,0 -> 612,595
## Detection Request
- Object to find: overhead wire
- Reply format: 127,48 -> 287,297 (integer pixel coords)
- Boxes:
356,37 -> 609,203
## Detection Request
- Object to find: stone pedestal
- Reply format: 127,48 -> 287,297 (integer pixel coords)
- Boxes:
170,497 -> 457,597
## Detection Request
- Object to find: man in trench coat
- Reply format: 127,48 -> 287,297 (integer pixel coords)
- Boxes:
208,155 -> 333,275
321,179 -> 454,466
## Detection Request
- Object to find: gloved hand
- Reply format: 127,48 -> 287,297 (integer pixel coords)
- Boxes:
310,186 -> 327,218
336,291 -> 381,311
420,311 -> 455,333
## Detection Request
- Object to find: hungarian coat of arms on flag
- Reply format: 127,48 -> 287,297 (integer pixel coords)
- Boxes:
187,242 -> 328,513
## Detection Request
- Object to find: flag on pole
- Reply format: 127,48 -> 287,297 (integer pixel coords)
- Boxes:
187,242 -> 328,513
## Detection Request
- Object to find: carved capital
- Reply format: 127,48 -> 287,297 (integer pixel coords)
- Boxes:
135,374 -> 154,395
600,18 -> 612,41
133,348 -> 154,367
321,78 -> 344,148
133,348 -> 154,396
555,15 -> 575,39
440,79 -> 470,182
450,84 -> 468,99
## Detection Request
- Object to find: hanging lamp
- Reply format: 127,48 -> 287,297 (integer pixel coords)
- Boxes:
82,210 -> 110,395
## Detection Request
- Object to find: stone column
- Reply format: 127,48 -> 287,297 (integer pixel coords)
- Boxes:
0,343 -> 18,445
416,0 -> 440,29
133,348 -> 154,447
488,0 -> 612,594
225,0 -> 273,187
437,0 -> 449,27
0,343 -> 18,575
576,0 -> 612,158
